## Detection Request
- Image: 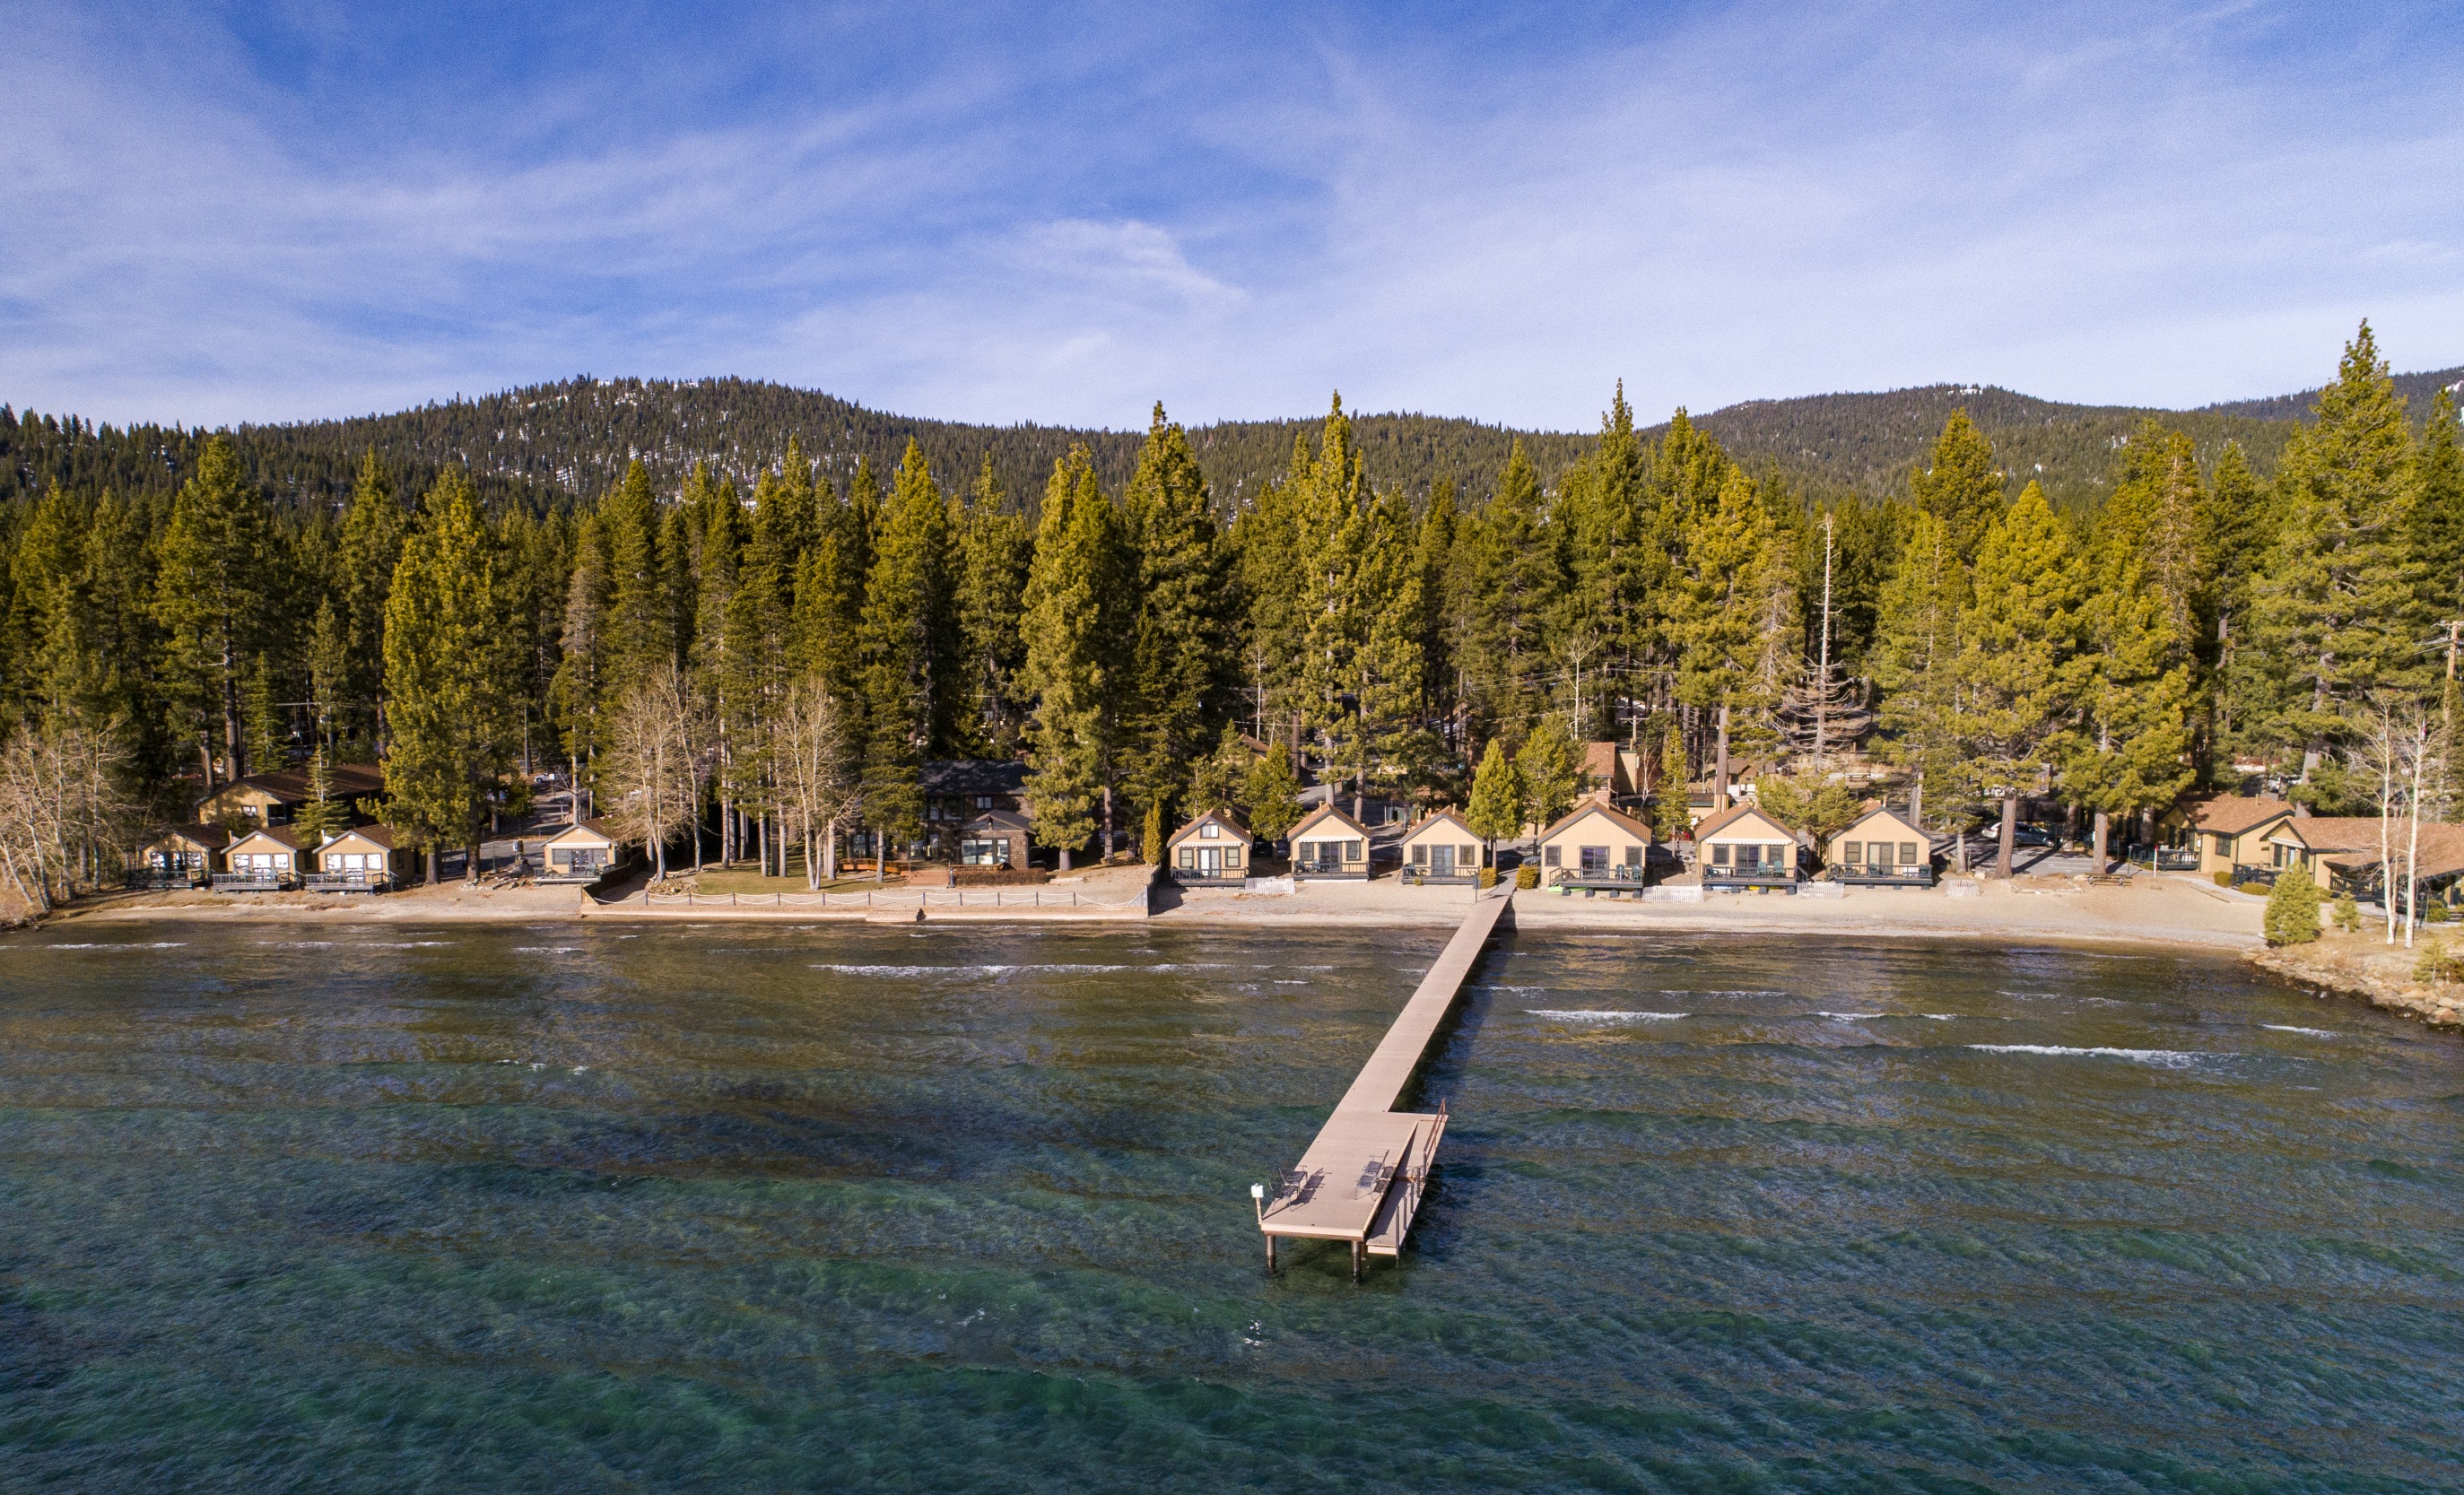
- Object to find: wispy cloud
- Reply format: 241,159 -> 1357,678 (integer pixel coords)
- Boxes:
3,0 -> 2460,432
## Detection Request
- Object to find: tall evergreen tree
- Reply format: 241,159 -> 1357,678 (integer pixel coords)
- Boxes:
381,469 -> 514,882
335,449 -> 407,752
1120,404 -> 1233,822
1871,509 -> 1969,829
2250,323 -> 2430,786
1911,410 -> 2004,567
1957,482 -> 2079,875
152,436 -> 274,785
856,440 -> 959,866
955,455 -> 1033,757
1456,439 -> 1563,742
1021,448 -> 1122,869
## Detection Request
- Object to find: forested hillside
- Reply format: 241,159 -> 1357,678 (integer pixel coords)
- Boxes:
0,324 -> 2456,912
9,359 -> 2459,519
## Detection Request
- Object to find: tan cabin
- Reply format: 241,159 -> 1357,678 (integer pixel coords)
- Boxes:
538,820 -> 624,884
218,826 -> 308,891
196,763 -> 384,829
310,826 -> 410,891
1695,804 -> 1801,888
2165,795 -> 2298,877
1536,795 -> 1654,885
1288,804 -> 1373,880
134,825 -> 229,887
1166,808 -> 1253,884
2268,816 -> 2464,908
1397,809 -> 1489,883
1826,806 -> 1934,886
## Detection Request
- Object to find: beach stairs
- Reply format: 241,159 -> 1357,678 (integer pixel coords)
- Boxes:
1258,891 -> 1511,1278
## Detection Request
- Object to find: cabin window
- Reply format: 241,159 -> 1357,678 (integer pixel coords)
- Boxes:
1224,847 -> 1241,867
1580,846 -> 1607,874
1710,844 -> 1729,866
1461,845 -> 1477,865
1177,847 -> 1195,868
975,795 -> 994,810
1200,821 -> 1217,839
961,839 -> 1005,866
1736,845 -> 1762,871
1543,845 -> 1561,867
1843,841 -> 1861,865
2213,832 -> 2232,856
1410,845 -> 1427,865
1899,842 -> 1919,865
1624,846 -> 1642,867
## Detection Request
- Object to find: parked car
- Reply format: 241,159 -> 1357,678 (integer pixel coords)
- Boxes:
2009,825 -> 2057,848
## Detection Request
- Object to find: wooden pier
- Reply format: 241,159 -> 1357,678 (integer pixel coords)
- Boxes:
1255,890 -> 1513,1277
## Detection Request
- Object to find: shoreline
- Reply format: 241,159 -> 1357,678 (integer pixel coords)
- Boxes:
48,870 -> 2272,955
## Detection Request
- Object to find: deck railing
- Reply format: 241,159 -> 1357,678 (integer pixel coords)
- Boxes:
210,872 -> 291,892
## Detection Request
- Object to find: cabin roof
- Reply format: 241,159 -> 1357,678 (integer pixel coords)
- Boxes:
2288,818 -> 2464,880
919,759 -> 1028,796
1288,804 -> 1371,841
321,825 -> 397,851
1537,796 -> 1654,844
1836,806 -> 1925,842
962,808 -> 1033,834
228,825 -> 308,853
2190,795 -> 2297,837
1168,808 -> 1252,847
1694,804 -> 1797,841
148,825 -> 231,850
1398,808 -> 1476,843
195,761 -> 384,810
542,818 -> 620,847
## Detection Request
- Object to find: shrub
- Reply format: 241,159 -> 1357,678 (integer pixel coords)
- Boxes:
2429,900 -> 2451,925
2213,870 -> 2232,888
2416,940 -> 2463,984
2264,868 -> 2321,947
1514,865 -> 1539,891
1477,867 -> 1498,890
2333,893 -> 2363,933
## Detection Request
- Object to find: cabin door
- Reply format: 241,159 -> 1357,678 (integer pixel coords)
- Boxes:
1428,845 -> 1454,877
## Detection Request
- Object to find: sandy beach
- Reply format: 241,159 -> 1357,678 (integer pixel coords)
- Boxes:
54,865 -> 2268,952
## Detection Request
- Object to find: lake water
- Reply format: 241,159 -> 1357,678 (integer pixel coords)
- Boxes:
1,922 -> 2459,1491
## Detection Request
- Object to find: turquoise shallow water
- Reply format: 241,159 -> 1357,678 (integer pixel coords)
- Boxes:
0,921 -> 2459,1492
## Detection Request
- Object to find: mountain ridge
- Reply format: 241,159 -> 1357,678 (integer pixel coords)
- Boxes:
7,363 -> 2460,517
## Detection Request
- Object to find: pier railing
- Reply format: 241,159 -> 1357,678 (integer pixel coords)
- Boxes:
614,882 -> 1152,913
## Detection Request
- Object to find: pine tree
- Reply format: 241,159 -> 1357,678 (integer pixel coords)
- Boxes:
1241,745 -> 1304,843
1463,737 -> 1526,856
2251,323 -> 2430,785
382,468 -> 515,882
2265,862 -> 2321,945
1457,439 -> 1563,739
241,654 -> 284,772
1668,466 -> 1794,795
1653,717 -> 1691,843
2197,441 -> 2274,759
955,455 -> 1033,757
1021,448 -> 1119,870
1871,509 -> 1969,830
550,515 -> 612,819
1911,410 -> 2004,566
1518,717 -> 1583,830
335,449 -> 407,752
152,435 -> 274,784
857,440 -> 959,868
601,459 -> 671,696
1120,404 -> 1233,824
1958,482 -> 2079,875
2412,387 -> 2464,619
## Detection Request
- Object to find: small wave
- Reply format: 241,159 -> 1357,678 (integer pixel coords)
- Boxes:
1815,1012 -> 1882,1021
813,962 -> 1000,976
27,942 -> 189,951
514,945 -> 581,954
1967,1044 -> 2217,1068
1529,1009 -> 1686,1023
1919,1013 -> 1958,1021
2263,1024 -> 2340,1038
257,940 -> 335,948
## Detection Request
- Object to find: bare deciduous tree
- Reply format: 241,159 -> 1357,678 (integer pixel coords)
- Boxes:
773,677 -> 860,889
605,663 -> 699,881
0,721 -> 134,912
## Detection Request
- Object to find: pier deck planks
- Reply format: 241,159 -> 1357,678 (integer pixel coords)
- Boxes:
1259,891 -> 1511,1265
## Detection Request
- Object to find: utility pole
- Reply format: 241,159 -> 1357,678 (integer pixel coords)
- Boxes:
1814,512 -> 1836,773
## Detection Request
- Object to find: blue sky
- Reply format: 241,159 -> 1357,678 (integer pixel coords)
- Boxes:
5,1 -> 2460,431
